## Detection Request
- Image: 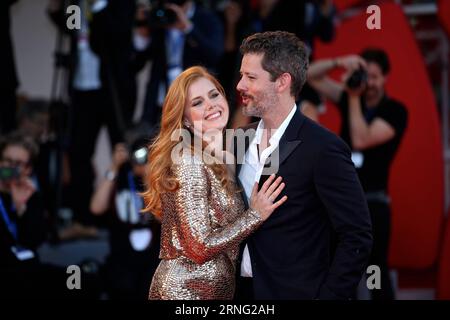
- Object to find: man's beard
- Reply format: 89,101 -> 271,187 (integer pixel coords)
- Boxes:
365,87 -> 383,103
242,101 -> 267,117
241,92 -> 277,118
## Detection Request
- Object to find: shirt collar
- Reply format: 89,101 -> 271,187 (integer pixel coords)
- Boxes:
253,104 -> 297,145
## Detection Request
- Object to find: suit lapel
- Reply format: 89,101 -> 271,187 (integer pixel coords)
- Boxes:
234,110 -> 306,205
258,109 -> 305,178
277,108 -> 305,166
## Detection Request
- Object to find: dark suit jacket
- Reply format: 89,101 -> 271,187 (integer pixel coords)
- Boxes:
235,110 -> 373,300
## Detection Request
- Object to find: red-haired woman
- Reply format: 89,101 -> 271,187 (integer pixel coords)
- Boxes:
143,66 -> 286,300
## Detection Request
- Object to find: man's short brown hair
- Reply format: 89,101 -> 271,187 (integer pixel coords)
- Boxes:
240,31 -> 309,99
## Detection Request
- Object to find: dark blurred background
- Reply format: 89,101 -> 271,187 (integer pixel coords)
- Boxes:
0,0 -> 449,300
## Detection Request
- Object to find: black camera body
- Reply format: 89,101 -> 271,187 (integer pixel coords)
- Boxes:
0,166 -> 20,182
147,0 -> 187,29
346,68 -> 367,89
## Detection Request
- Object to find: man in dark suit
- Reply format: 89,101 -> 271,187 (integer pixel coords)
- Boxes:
234,31 -> 373,300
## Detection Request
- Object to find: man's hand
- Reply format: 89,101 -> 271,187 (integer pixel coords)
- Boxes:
11,177 -> 36,216
337,55 -> 367,72
111,143 -> 129,173
166,3 -> 192,32
336,55 -> 367,97
346,82 -> 366,98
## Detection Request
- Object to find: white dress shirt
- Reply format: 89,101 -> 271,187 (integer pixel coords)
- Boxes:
238,104 -> 297,277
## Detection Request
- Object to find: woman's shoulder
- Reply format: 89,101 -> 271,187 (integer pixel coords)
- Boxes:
167,152 -> 215,192
172,150 -> 205,166
170,151 -> 208,177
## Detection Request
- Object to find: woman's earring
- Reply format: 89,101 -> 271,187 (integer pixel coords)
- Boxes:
184,121 -> 191,128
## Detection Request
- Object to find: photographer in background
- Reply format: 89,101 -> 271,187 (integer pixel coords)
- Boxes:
16,99 -> 60,235
0,132 -> 47,296
0,132 -> 46,263
307,48 -> 408,300
0,132 -> 99,299
90,137 -> 160,299
134,0 -> 224,127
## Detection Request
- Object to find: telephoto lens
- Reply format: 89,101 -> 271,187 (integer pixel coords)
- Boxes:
346,68 -> 367,89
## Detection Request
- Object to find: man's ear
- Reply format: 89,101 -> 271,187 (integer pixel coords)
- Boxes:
276,73 -> 292,94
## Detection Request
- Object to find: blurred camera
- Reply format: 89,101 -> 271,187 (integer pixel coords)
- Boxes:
346,68 -> 367,89
131,147 -> 148,166
147,0 -> 187,29
0,166 -> 20,182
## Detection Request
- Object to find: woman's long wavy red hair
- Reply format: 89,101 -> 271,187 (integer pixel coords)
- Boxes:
142,66 -> 232,219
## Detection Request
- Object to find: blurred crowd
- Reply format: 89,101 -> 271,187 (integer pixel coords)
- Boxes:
0,0 -> 417,300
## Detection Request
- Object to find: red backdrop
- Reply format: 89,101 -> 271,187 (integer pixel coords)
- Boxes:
438,0 -> 450,38
334,0 -> 367,11
315,2 -> 444,269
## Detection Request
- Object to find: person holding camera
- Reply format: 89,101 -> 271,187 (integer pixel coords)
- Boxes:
0,132 -> 98,298
0,132 -> 46,264
308,48 -> 408,300
134,0 -> 224,127
0,132 -> 49,296
90,138 -> 160,299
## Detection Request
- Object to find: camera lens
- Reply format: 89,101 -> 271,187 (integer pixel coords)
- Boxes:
132,147 -> 148,165
0,166 -> 20,181
148,3 -> 178,29
346,68 -> 367,89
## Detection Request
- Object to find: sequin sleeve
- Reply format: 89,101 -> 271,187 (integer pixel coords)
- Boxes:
172,160 -> 263,265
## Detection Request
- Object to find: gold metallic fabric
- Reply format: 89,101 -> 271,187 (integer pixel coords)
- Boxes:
149,153 -> 262,300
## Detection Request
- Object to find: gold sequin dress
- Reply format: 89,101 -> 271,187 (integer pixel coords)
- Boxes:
149,153 -> 262,300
